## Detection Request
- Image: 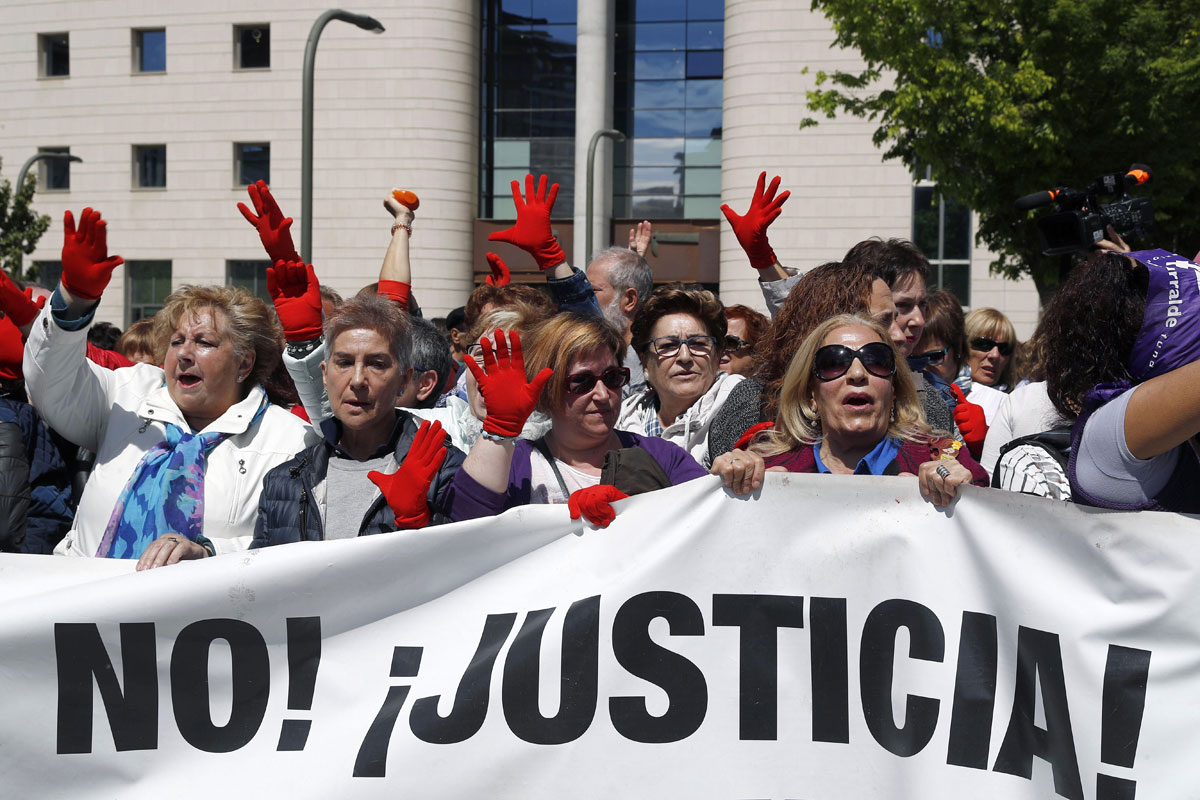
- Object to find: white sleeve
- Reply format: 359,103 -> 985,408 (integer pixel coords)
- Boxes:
760,266 -> 803,320
1075,385 -> 1178,506
23,304 -> 120,453
284,342 -> 331,424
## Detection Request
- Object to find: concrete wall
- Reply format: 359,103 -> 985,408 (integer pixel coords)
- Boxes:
0,1 -> 479,322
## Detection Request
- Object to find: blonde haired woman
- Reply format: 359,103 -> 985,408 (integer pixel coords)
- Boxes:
749,314 -> 987,505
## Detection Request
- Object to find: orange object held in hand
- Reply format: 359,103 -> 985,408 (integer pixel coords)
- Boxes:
392,190 -> 420,210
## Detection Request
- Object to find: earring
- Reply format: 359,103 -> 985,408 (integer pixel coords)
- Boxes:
237,374 -> 245,383
890,404 -> 895,422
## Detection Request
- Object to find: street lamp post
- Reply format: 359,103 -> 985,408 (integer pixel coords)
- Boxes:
301,9 -> 385,263
13,152 -> 83,279
584,128 -> 625,263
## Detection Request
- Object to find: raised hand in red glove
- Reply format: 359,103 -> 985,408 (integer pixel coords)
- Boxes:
267,260 -> 323,342
237,180 -> 300,264
720,171 -> 790,271
61,208 -> 124,301
949,383 -> 988,459
0,271 -> 43,328
368,420 -> 449,529
485,253 -> 511,286
462,329 -> 552,437
568,484 -> 630,528
487,174 -> 566,270
733,421 -> 775,452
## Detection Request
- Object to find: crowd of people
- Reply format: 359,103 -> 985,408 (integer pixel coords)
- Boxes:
1,168 -> 1196,566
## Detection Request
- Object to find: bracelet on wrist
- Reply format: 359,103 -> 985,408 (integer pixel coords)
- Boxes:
391,222 -> 412,237
286,337 -> 324,358
480,429 -> 518,443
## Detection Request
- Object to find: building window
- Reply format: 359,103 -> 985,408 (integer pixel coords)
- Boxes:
612,1 -> 724,219
126,261 -> 172,325
37,147 -> 72,191
38,33 -> 69,77
133,28 -> 166,73
234,143 -> 270,186
133,145 -> 167,189
913,184 -> 972,305
227,260 -> 272,303
479,1 -> 577,219
234,25 -> 270,70
30,261 -> 62,289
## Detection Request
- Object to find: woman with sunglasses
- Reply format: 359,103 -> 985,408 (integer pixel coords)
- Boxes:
450,313 -> 765,525
962,308 -> 1019,425
912,290 -> 990,459
616,284 -> 744,467
747,315 -> 987,504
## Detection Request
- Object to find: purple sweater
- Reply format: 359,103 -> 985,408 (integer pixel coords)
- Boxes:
449,431 -> 708,521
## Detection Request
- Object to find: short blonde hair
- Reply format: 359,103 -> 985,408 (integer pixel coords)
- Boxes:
965,307 -> 1018,389
523,313 -> 626,413
751,314 -> 930,456
155,285 -> 282,390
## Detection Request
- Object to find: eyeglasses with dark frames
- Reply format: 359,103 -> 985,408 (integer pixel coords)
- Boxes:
812,342 -> 897,382
724,334 -> 752,352
911,347 -> 947,366
969,337 -> 1013,357
565,366 -> 631,394
641,335 -> 718,358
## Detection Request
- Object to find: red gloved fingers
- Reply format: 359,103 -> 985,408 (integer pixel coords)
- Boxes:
61,208 -> 123,301
368,420 -> 449,529
948,382 -> 967,404
268,260 -> 324,342
22,288 -> 47,310
721,171 -> 790,271
733,421 -> 775,452
469,330 -> 553,437
485,253 -> 511,286
238,181 -> 299,263
486,173 -> 566,270
0,272 -> 40,327
568,485 -> 630,528
949,384 -> 988,457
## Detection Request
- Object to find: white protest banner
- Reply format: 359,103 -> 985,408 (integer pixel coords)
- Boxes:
1,473 -> 1198,799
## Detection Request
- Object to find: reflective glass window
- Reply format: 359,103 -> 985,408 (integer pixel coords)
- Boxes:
636,51 -> 685,79
635,23 -> 687,50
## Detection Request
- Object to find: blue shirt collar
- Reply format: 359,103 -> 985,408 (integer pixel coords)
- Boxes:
812,436 -> 901,475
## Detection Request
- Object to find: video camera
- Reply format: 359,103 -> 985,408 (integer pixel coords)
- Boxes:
1015,165 -> 1153,256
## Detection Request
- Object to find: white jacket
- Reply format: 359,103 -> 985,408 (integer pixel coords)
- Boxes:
24,306 -> 319,557
616,371 -> 744,467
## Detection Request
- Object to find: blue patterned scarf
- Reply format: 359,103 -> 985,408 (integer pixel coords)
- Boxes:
96,395 -> 268,559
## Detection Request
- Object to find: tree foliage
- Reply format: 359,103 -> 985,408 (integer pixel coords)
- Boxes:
0,158 -> 52,283
802,0 -> 1200,297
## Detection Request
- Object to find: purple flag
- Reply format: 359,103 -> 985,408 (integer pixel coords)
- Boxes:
1126,249 -> 1200,381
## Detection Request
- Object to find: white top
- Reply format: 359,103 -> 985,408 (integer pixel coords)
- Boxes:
965,382 -> 1008,427
528,447 -> 600,504
980,380 -> 1069,475
24,305 -> 318,557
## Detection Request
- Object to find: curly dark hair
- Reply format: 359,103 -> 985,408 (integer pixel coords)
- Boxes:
753,261 -> 876,418
631,283 -> 727,354
1043,251 -> 1148,421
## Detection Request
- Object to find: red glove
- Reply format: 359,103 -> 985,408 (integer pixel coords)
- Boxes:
237,180 -> 300,264
462,329 -> 553,437
377,279 -> 412,311
0,315 -> 24,381
720,171 -> 790,271
60,208 -> 124,301
950,383 -> 988,458
0,273 -> 42,328
568,485 -> 630,528
267,260 -> 323,342
487,174 -> 566,270
368,420 -> 448,529
733,421 -> 775,452
485,253 -> 511,286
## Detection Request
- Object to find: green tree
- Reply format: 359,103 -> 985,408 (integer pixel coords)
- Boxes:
0,158 -> 52,283
802,0 -> 1200,301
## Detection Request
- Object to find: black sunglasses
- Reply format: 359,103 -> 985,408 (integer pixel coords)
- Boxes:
813,342 -> 897,381
724,334 -> 751,351
969,337 -> 1013,357
565,366 -> 631,394
912,347 -> 947,366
